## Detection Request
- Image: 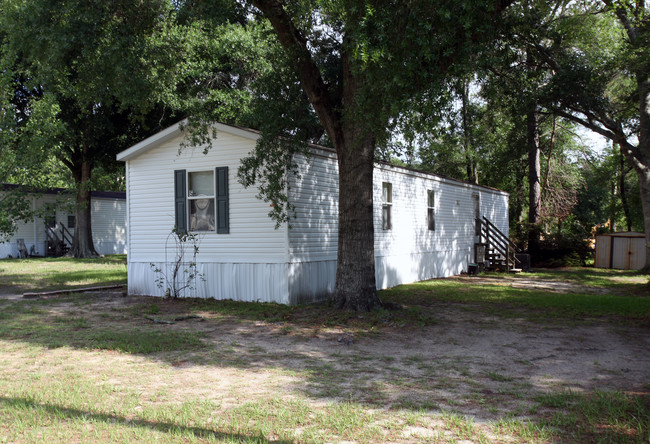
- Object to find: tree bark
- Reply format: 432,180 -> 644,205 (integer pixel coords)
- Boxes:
69,157 -> 99,258
619,148 -> 632,231
251,0 -> 381,309
461,79 -> 478,184
333,129 -> 381,310
527,105 -> 542,254
631,75 -> 650,269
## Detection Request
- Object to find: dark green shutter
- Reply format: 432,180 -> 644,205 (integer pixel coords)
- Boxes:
174,169 -> 187,232
215,167 -> 229,234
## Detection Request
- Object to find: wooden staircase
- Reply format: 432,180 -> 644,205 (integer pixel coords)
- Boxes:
476,216 -> 521,272
46,224 -> 73,257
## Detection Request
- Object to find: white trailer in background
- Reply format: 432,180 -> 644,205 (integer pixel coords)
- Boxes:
1,185 -> 126,258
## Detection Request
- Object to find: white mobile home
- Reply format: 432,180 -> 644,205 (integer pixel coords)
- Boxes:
117,121 -> 509,305
0,185 -> 127,257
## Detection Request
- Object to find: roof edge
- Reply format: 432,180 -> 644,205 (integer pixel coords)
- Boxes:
116,119 -> 262,162
118,119 -> 509,196
2,183 -> 125,199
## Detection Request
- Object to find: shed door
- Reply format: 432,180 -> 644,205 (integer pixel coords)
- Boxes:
594,235 -> 611,268
611,237 -> 630,269
628,237 -> 646,270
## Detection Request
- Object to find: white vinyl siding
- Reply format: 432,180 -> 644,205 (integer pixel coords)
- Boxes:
0,193 -> 126,257
126,131 -> 289,265
91,197 -> 127,255
287,151 -> 339,263
121,121 -> 509,305
287,147 -> 509,298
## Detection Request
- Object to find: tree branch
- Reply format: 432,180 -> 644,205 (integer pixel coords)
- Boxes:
250,0 -> 342,145
602,0 -> 638,42
554,108 -> 644,170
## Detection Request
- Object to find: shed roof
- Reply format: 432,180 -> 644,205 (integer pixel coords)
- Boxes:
597,232 -> 645,238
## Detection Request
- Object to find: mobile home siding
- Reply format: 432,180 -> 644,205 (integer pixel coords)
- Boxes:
120,121 -> 509,305
287,151 -> 339,304
1,193 -> 126,257
90,197 -> 127,255
124,130 -> 291,302
287,148 -> 509,302
0,195 -> 62,257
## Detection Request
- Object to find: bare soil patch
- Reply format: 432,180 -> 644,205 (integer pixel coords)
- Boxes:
10,288 -> 650,415
2,272 -> 648,442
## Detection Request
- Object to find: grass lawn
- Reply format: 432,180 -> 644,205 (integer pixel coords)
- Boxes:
0,262 -> 648,443
0,254 -> 127,294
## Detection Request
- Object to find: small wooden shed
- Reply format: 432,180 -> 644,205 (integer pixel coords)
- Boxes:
594,232 -> 646,270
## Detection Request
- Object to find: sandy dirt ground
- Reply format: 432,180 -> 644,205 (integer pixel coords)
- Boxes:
1,276 -> 649,431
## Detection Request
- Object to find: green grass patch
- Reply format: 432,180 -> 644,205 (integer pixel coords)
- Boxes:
0,300 -> 203,354
536,390 -> 650,442
381,274 -> 650,323
0,255 -> 127,293
0,266 -> 647,443
527,267 -> 648,288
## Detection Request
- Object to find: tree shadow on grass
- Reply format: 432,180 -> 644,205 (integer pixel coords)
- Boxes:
0,292 -> 648,442
0,396 -> 290,443
0,270 -> 126,294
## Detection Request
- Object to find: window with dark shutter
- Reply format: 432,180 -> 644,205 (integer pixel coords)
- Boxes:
176,168 -> 229,234
215,167 -> 229,234
188,171 -> 215,232
174,169 -> 187,232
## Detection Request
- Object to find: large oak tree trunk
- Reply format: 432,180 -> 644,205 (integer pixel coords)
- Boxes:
333,129 -> 382,310
70,158 -> 99,258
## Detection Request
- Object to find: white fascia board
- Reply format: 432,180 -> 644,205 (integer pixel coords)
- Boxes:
375,162 -> 510,197
116,120 -> 261,162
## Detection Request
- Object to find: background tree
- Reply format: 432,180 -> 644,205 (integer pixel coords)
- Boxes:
537,0 -> 650,267
0,0 -> 186,256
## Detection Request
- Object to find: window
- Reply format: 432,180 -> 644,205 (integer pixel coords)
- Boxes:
382,182 -> 392,230
427,190 -> 435,231
174,168 -> 229,234
473,193 -> 481,235
188,171 -> 216,232
67,215 -> 75,229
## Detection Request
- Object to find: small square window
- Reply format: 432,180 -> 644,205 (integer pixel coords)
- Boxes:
67,215 -> 75,229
